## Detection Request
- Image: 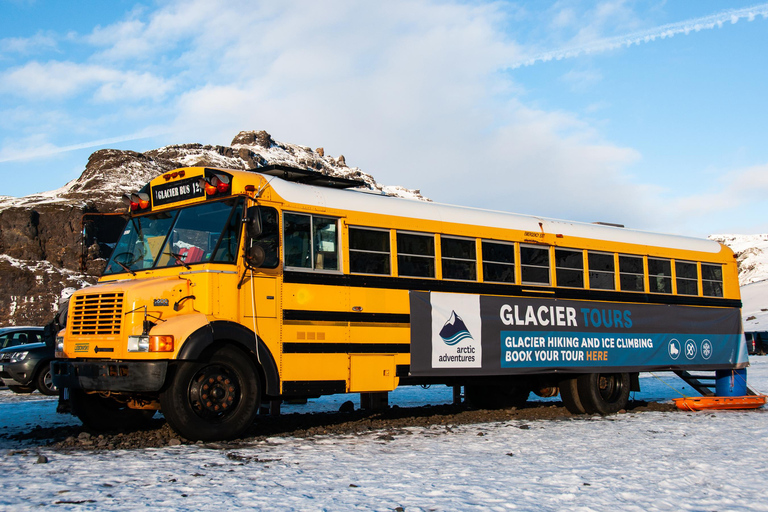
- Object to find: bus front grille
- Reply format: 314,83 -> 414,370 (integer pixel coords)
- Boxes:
70,292 -> 124,336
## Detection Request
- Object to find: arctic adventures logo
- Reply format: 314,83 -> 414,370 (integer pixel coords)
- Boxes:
430,294 -> 482,369
439,311 -> 474,346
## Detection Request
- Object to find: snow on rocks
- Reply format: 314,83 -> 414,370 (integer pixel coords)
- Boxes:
710,234 -> 768,286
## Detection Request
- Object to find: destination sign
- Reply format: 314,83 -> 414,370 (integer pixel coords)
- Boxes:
152,177 -> 205,207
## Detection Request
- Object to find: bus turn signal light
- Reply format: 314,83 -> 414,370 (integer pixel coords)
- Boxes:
149,335 -> 174,352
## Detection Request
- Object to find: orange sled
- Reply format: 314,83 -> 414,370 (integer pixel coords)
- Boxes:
673,395 -> 767,411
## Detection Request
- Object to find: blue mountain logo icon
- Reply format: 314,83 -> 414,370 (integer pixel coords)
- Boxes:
439,310 -> 474,346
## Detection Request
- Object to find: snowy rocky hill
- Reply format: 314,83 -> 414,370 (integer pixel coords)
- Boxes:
711,234 -> 768,330
0,130 -> 424,326
709,234 -> 768,286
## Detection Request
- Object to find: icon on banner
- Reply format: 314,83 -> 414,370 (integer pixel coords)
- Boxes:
439,311 -> 474,346
668,339 -> 681,360
685,339 -> 697,360
701,339 -> 713,360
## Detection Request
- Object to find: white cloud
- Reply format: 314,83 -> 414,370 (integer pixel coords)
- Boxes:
0,60 -> 174,100
0,31 -> 57,55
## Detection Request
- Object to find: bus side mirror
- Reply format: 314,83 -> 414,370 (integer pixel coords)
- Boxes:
245,206 -> 263,238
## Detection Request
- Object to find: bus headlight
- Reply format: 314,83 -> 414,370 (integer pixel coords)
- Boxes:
56,336 -> 64,353
128,335 -> 150,352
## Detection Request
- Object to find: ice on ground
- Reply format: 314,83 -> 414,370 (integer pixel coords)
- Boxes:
2,360 -> 768,511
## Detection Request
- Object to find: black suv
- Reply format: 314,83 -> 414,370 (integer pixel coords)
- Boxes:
0,326 -> 57,395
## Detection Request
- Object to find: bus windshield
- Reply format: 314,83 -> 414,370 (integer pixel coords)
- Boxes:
103,198 -> 244,275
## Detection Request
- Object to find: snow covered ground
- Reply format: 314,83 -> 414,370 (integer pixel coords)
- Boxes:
742,280 -> 768,330
2,360 -> 768,511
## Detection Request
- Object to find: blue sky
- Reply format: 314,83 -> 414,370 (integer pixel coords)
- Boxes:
1,1 -> 767,237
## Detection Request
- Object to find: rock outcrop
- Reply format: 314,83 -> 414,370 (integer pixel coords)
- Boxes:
0,130 -> 425,326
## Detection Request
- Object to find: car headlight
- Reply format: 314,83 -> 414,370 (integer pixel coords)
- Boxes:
10,351 -> 28,363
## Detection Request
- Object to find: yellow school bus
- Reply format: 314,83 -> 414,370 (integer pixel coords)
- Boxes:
52,165 -> 746,440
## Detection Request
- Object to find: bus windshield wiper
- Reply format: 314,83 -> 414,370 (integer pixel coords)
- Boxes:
168,251 -> 192,270
115,260 -> 136,276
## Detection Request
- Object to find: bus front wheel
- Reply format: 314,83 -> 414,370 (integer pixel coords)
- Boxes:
576,372 -> 630,415
160,345 -> 261,442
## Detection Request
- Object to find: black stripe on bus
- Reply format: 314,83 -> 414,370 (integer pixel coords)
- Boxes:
283,342 -> 410,354
282,380 -> 346,396
284,310 -> 410,324
283,271 -> 741,309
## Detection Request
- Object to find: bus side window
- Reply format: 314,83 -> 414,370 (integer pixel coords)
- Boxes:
520,245 -> 550,285
313,216 -> 338,271
619,255 -> 644,292
648,258 -> 672,294
349,227 -> 390,275
555,248 -> 584,288
482,240 -> 515,283
588,252 -> 615,290
441,236 -> 476,281
702,263 -> 723,297
284,212 -> 339,271
397,232 -> 435,278
675,261 -> 699,295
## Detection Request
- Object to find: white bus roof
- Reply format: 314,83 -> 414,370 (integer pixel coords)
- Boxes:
262,174 -> 721,254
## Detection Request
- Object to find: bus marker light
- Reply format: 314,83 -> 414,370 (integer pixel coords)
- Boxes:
149,335 -> 174,352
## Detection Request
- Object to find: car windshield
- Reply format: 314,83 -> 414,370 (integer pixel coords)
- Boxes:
103,198 -> 244,275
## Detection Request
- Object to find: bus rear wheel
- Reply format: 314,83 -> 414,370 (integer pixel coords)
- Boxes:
558,376 -> 586,414
576,372 -> 630,415
160,345 -> 261,442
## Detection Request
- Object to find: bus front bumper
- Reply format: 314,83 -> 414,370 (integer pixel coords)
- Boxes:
51,360 -> 167,392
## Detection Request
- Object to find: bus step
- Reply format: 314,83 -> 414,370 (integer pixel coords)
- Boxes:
674,371 -> 716,397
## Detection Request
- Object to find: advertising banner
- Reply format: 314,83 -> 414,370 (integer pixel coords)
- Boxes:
409,291 -> 746,377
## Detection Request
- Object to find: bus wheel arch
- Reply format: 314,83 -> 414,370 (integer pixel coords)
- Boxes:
177,321 -> 279,397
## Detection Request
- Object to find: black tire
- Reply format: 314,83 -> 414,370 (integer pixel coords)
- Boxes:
465,383 -> 530,409
70,389 -> 156,431
8,384 -> 35,394
159,345 -> 261,441
558,376 -> 586,414
35,362 -> 59,396
576,372 -> 630,415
